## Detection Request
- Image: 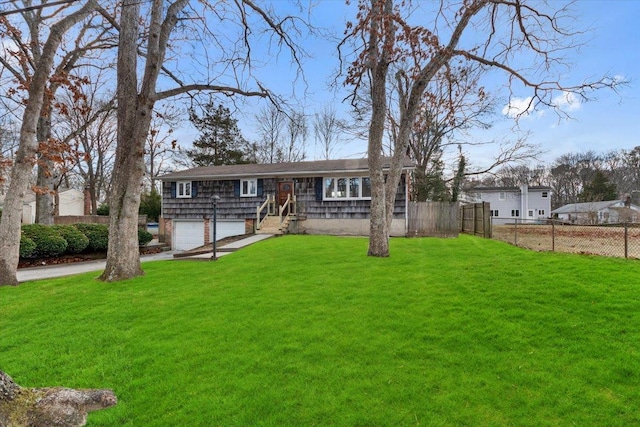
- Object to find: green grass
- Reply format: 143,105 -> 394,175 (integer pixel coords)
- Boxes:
2,235 -> 640,426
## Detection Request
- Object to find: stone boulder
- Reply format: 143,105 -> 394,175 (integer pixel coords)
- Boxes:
0,371 -> 116,426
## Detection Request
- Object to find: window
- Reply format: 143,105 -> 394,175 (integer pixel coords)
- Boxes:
538,209 -> 545,216
324,176 -> 372,200
511,209 -> 520,217
499,192 -> 506,200
349,177 -> 360,198
241,178 -> 257,197
541,191 -> 548,198
325,178 -> 335,198
528,210 -> 534,217
362,177 -> 371,198
177,181 -> 191,198
490,210 -> 499,217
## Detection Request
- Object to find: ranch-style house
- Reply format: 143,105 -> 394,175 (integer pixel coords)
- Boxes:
159,158 -> 415,250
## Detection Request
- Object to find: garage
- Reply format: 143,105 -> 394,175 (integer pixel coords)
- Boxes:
211,220 -> 245,241
173,220 -> 205,251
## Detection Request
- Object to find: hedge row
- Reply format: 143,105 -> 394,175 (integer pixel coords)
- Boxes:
19,224 -> 154,259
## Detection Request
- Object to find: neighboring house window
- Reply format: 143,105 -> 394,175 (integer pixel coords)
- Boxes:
499,192 -> 506,200
241,179 -> 257,197
324,176 -> 372,200
511,209 -> 520,217
528,210 -> 534,217
541,191 -> 548,198
177,181 -> 192,198
538,209 -> 545,216
490,210 -> 499,217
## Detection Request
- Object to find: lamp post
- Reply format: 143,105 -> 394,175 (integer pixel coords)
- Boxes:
211,195 -> 220,261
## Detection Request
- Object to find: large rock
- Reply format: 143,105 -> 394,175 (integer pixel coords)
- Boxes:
0,371 -> 116,426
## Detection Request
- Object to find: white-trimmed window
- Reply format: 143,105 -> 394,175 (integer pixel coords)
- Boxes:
538,209 -> 545,216
324,176 -> 372,200
499,192 -> 506,200
528,210 -> 534,217
511,209 -> 520,217
241,178 -> 257,197
177,181 -> 192,198
542,191 -> 548,198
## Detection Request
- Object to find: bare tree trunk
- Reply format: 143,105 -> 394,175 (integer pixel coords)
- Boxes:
99,0 -> 147,281
100,0 -> 189,281
0,1 -> 98,286
35,115 -> 56,224
367,0 -> 393,257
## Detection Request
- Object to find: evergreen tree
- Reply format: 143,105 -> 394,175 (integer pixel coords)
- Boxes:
187,104 -> 252,166
578,170 -> 618,202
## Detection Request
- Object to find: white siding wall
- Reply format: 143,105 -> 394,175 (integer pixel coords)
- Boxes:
475,187 -> 551,225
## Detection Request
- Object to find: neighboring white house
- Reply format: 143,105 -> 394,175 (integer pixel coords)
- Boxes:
551,200 -> 640,224
0,188 -> 85,224
468,185 -> 552,225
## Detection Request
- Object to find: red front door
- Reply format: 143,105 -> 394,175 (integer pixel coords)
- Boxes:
278,181 -> 294,215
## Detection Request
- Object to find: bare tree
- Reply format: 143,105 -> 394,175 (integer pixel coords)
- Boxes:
341,0 -> 622,257
255,104 -> 285,163
0,1 -> 100,285
0,2 -> 115,225
284,110 -> 308,162
549,151 -> 601,208
146,105 -> 181,192
55,88 -> 117,214
313,106 -> 345,160
0,118 -> 19,195
99,0 -> 307,281
254,104 -> 307,164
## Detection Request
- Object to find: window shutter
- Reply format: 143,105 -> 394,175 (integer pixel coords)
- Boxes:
257,179 -> 264,197
234,180 -> 240,197
191,181 -> 198,197
315,177 -> 323,201
171,182 -> 177,198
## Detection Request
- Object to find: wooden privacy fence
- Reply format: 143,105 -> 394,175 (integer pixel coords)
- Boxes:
459,202 -> 491,238
407,201 -> 459,237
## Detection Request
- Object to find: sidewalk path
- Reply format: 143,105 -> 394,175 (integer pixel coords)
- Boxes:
17,251 -> 176,283
16,234 -> 274,282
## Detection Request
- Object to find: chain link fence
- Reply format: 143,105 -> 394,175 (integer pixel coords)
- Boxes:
491,218 -> 640,259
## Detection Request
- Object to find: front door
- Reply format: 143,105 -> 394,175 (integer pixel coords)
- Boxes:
278,181 -> 294,215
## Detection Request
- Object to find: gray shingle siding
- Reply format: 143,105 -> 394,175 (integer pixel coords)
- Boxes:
163,175 -> 408,221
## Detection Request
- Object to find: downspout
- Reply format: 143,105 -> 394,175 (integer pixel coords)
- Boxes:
405,170 -> 410,235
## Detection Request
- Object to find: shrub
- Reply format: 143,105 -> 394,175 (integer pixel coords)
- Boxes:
74,223 -> 109,252
139,191 -> 161,222
20,234 -> 36,258
96,203 -> 109,216
21,224 -> 68,258
52,225 -> 90,254
138,229 -> 153,246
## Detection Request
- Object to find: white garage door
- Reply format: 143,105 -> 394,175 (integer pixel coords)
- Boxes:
173,220 -> 205,251
211,220 -> 245,241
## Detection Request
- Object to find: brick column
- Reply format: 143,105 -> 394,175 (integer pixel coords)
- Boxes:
204,218 -> 211,245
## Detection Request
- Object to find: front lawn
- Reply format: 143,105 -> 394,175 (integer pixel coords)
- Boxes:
2,235 -> 639,426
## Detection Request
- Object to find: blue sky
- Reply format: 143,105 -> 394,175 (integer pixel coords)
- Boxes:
175,0 -> 640,171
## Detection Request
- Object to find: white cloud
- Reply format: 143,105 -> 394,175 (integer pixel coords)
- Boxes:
502,96 -> 534,119
552,91 -> 582,112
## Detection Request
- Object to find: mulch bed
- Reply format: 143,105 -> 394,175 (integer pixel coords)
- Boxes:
17,246 -> 165,269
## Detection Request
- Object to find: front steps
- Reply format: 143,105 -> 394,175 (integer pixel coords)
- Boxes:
257,215 -> 290,235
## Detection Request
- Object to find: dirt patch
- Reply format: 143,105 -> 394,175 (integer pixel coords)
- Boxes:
493,224 -> 640,259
